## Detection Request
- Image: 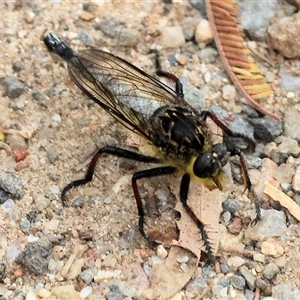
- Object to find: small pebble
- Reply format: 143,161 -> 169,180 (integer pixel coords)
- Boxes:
230,275 -> 246,290
275,163 -> 294,184
222,84 -> 236,100
185,87 -> 206,111
51,285 -> 80,300
253,253 -> 265,263
245,209 -> 287,241
195,19 -> 213,45
227,217 -> 243,235
292,166 -> 300,193
272,283 -> 299,299
227,256 -> 245,272
5,134 -> 27,151
222,198 -> 239,213
106,284 -> 123,300
25,291 -> 37,300
0,172 -> 24,199
278,137 -> 299,156
48,259 -> 57,271
185,277 -> 208,294
80,12 -> 95,21
80,286 -> 93,299
95,18 -> 120,38
263,263 -> 280,280
156,245 -> 168,259
176,255 -> 189,264
222,211 -> 231,223
46,147 -> 59,164
255,278 -> 267,290
34,194 -> 50,211
44,219 -> 60,231
283,108 -> 300,140
16,237 -> 53,275
261,238 -> 284,257
37,288 -> 52,298
249,116 -> 282,143
12,61 -> 23,72
0,188 -> 10,204
202,267 -> 216,278
220,263 -> 230,274
51,114 -> 62,127
181,16 -> 200,41
1,76 -> 25,99
198,47 -> 218,63
118,28 -> 139,47
140,249 -> 150,259
161,26 -> 185,48
49,185 -> 60,195
72,198 -> 84,208
175,54 -> 189,65
78,29 -> 95,46
239,265 -> 256,290
102,254 -> 117,268
19,219 -> 31,233
14,268 -> 23,278
94,270 -> 121,283
79,267 -> 98,284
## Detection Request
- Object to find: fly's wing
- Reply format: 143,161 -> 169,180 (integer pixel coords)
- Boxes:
67,49 -> 186,139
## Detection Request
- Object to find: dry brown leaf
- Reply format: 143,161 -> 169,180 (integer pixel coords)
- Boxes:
205,0 -> 281,121
174,182 -> 221,259
140,179 -> 221,299
264,181 -> 300,222
140,246 -> 198,300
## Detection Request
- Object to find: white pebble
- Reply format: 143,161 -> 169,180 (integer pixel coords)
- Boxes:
37,288 -> 51,298
25,291 -> 37,300
1,199 -> 15,212
51,114 -> 61,127
176,255 -> 189,263
156,245 -> 168,259
44,219 -> 60,231
195,19 -> 213,45
222,84 -> 236,100
80,286 -> 93,299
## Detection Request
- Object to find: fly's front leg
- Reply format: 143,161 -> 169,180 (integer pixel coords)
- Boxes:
180,174 -> 215,262
230,149 -> 261,226
61,145 -> 161,206
132,166 -> 177,245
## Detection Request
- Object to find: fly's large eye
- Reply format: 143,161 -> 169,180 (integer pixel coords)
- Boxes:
193,153 -> 213,178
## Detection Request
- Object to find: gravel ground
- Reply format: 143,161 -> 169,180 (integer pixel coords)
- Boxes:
1,1 -> 300,300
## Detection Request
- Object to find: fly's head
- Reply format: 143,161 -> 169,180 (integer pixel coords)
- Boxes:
193,143 -> 229,190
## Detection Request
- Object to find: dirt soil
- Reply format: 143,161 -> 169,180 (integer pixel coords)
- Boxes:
0,1 -> 300,300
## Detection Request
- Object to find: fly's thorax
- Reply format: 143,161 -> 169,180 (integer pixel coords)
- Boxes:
186,143 -> 230,190
149,106 -> 209,159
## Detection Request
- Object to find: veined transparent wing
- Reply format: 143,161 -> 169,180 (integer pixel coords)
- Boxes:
67,48 -> 186,139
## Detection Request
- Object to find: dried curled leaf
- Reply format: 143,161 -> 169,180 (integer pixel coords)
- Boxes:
205,0 -> 281,121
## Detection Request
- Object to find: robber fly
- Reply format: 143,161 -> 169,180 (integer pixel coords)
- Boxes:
44,33 -> 261,262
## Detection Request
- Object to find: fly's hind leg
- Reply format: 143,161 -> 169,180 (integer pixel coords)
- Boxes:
61,145 -> 161,206
132,166 -> 177,245
61,145 -> 178,245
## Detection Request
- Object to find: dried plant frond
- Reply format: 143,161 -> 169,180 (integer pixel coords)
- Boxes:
205,0 -> 281,121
